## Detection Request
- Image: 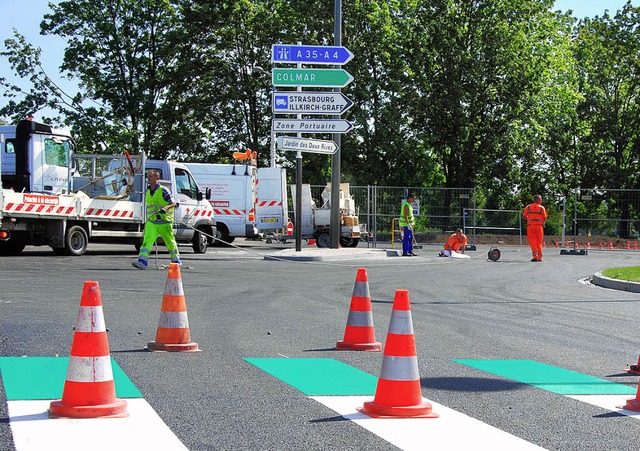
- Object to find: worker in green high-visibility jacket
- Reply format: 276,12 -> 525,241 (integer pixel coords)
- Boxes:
399,193 -> 417,257
132,169 -> 181,269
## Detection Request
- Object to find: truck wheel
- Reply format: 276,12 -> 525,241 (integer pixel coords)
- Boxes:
340,237 -> 360,248
316,232 -> 330,248
213,225 -> 234,246
64,225 -> 88,256
0,240 -> 26,255
192,226 -> 208,254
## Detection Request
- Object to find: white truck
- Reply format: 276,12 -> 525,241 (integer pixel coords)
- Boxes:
0,119 -> 215,256
185,160 -> 288,244
292,182 -> 361,248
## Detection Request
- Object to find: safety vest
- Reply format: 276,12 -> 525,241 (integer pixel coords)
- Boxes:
523,203 -> 547,226
146,185 -> 174,224
445,233 -> 467,251
399,200 -> 414,227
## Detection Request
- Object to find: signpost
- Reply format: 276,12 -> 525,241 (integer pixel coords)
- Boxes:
272,91 -> 353,115
272,68 -> 353,88
272,119 -> 353,134
277,136 -> 338,155
272,44 -> 353,65
270,40 -> 353,251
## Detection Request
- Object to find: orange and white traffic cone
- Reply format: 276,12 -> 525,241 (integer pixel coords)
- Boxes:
587,240 -> 591,249
49,281 -> 128,418
336,268 -> 382,352
635,241 -> 638,251
622,382 -> 640,411
627,241 -> 631,250
625,355 -> 640,375
609,241 -> 614,250
358,289 -> 438,418
147,263 -> 199,352
308,239 -> 316,246
599,241 -> 604,250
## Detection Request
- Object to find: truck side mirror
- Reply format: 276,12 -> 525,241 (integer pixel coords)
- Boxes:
201,187 -> 211,201
197,191 -> 204,201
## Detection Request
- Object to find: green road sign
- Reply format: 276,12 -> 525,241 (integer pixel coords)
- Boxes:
272,68 -> 354,88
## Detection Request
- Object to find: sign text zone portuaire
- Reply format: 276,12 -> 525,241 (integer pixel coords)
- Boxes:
272,45 -> 353,65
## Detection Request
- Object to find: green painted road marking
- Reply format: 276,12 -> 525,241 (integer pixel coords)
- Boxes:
245,358 -> 378,395
454,359 -> 636,395
0,356 -> 143,400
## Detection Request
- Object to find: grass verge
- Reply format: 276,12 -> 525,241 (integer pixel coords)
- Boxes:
601,266 -> 640,282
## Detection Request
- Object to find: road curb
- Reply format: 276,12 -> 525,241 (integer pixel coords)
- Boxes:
591,272 -> 640,293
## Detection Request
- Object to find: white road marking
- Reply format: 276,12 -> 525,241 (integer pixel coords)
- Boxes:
8,399 -> 188,451
311,395 -> 546,450
568,394 -> 640,418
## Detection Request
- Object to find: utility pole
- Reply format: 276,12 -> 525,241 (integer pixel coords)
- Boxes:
330,0 -> 342,248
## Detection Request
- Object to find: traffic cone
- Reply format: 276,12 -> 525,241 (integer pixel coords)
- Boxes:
622,382 -> 640,411
635,241 -> 638,251
625,355 -> 640,375
599,241 -> 604,250
358,289 -> 438,418
587,240 -> 591,249
627,241 -> 631,250
49,281 -> 128,418
336,268 -> 382,352
308,238 -> 316,246
609,241 -> 614,250
555,241 -> 559,248
147,263 -> 199,352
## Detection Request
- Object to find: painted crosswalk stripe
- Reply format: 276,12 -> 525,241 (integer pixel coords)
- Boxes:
453,359 -> 636,395
245,357 -> 545,450
0,357 -> 187,451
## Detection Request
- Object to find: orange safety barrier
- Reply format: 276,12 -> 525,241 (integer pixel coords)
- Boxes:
49,281 -> 128,418
358,289 -> 438,418
336,268 -> 382,352
147,263 -> 200,352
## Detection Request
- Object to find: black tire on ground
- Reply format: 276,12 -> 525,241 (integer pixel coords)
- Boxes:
316,232 -> 330,248
340,237 -> 360,248
213,224 -> 235,246
64,225 -> 89,256
192,226 -> 208,254
0,239 -> 26,255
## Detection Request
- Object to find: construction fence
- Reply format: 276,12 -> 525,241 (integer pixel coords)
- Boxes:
307,186 -> 640,250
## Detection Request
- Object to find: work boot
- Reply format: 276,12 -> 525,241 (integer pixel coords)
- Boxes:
132,259 -> 148,270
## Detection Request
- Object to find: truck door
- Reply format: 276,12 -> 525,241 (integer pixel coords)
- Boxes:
173,167 -> 201,241
31,135 -> 73,194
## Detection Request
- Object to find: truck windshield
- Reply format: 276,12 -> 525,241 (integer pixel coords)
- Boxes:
44,138 -> 71,167
175,168 -> 198,199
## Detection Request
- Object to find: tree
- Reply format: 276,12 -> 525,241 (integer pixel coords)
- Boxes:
402,0 -> 556,197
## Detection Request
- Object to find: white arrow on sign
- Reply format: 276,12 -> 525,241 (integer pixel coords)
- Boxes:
277,136 -> 339,155
272,119 -> 353,134
272,92 -> 353,115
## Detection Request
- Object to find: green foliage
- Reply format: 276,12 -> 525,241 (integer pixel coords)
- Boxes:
1,0 -> 640,201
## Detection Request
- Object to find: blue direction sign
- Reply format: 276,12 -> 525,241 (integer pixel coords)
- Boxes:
272,92 -> 353,115
272,44 -> 354,65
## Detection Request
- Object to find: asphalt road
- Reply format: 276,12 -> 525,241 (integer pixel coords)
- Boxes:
2,240 -> 640,450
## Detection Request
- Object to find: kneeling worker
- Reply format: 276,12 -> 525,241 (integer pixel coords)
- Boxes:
439,228 -> 467,257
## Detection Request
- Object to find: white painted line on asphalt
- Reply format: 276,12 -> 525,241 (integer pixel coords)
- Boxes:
8,399 -> 188,451
311,396 -> 546,450
568,394 -> 640,418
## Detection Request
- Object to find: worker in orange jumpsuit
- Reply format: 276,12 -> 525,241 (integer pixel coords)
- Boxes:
523,194 -> 548,262
439,228 -> 467,257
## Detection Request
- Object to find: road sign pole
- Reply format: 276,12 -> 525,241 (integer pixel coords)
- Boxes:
296,56 -> 303,252
330,0 -> 342,249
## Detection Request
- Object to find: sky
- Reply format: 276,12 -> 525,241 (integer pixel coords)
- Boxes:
0,0 -> 638,122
